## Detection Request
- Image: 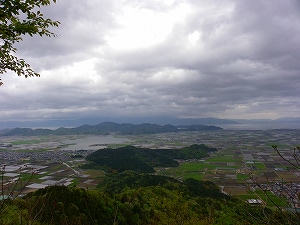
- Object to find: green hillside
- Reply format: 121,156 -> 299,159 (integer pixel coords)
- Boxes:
81,144 -> 217,173
1,174 -> 295,225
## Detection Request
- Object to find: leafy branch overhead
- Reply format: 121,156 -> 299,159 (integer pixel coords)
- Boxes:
0,0 -> 60,86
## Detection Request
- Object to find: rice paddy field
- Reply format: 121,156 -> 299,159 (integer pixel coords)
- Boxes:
1,129 -> 300,208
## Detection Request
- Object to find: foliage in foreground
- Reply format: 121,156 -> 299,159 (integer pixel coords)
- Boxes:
0,0 -> 59,85
1,174 -> 297,225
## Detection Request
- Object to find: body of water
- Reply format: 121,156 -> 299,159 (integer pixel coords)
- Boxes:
62,135 -> 131,150
217,122 -> 300,130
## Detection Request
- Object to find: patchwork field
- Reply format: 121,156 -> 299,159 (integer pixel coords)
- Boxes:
1,129 -> 299,207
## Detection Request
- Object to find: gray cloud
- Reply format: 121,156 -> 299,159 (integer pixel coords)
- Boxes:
1,0 -> 300,124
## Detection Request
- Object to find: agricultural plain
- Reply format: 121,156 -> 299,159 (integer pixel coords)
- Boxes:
1,129 -> 300,206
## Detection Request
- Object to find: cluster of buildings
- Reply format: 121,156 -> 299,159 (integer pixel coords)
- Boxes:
0,150 -> 70,162
251,182 -> 300,209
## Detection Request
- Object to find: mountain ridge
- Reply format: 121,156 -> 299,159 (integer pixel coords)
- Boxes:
0,121 -> 222,136
2,116 -> 300,130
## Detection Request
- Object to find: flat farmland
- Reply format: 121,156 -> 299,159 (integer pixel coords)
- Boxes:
152,129 -> 300,207
1,129 -> 299,207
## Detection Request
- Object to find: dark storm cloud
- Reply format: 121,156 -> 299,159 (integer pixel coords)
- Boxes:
100,0 -> 300,117
16,0 -> 116,70
1,0 -> 300,123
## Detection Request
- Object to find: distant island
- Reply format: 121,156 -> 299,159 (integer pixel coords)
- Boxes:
0,122 -> 222,136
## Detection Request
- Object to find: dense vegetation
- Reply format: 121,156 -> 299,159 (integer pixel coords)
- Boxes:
1,143 -> 298,224
98,171 -> 223,198
1,122 -> 222,136
2,144 -> 298,224
0,0 -> 59,86
1,173 -> 295,225
80,144 -> 217,173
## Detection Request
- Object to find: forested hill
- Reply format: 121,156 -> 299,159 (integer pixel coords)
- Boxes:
2,175 -> 292,224
81,144 -> 218,173
0,122 -> 222,136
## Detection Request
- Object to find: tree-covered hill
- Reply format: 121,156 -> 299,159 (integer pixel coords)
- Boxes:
1,177 -> 294,225
98,171 -> 225,199
1,156 -> 297,224
1,122 -> 222,136
81,144 -> 217,173
81,145 -> 177,173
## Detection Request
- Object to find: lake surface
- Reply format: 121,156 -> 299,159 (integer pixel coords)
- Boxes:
217,122 -> 300,130
62,135 -> 131,150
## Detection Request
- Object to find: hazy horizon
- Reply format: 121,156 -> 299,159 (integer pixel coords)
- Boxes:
1,116 -> 300,130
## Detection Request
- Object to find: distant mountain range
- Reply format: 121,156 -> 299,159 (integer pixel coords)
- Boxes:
1,117 -> 300,133
0,122 -> 222,136
0,117 -> 238,129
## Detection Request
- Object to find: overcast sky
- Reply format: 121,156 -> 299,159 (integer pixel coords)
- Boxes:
1,0 -> 300,124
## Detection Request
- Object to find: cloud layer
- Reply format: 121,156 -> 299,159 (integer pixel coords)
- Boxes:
1,0 -> 300,123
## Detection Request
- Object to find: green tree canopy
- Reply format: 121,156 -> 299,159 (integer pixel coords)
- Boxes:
0,0 -> 59,86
